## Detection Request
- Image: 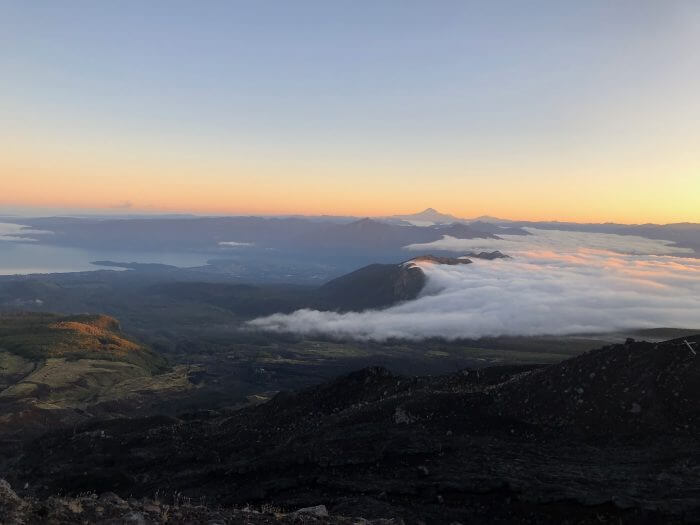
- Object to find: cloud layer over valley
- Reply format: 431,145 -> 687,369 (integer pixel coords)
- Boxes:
249,230 -> 700,340
406,228 -> 695,256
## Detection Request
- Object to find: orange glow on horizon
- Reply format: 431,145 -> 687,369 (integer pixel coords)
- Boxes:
3,137 -> 699,224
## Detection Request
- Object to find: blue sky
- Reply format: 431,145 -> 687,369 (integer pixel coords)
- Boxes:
2,1 -> 699,221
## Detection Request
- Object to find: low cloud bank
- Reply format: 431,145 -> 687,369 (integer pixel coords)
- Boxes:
406,228 -> 694,256
249,230 -> 700,341
218,241 -> 252,247
0,223 -> 52,242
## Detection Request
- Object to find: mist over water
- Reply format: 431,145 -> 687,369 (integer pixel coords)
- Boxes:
249,230 -> 700,340
0,222 -> 52,242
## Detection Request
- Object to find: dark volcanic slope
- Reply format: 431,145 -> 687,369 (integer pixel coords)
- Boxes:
317,255 -> 472,311
496,336 -> 700,436
317,262 -> 426,311
7,336 -> 700,523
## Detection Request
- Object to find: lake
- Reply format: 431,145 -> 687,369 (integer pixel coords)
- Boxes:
0,241 -> 211,275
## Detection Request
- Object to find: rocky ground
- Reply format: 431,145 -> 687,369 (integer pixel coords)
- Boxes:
2,336 -> 699,524
0,479 -> 399,524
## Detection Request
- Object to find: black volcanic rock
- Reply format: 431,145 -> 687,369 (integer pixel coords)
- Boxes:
0,479 -> 400,524
7,336 -> 700,523
495,335 -> 700,437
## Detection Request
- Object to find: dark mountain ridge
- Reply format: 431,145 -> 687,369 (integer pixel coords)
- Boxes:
8,214 -> 698,262
6,335 -> 700,523
316,254 -> 480,311
12,216 -> 517,257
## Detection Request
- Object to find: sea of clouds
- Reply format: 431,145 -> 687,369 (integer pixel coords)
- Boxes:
249,229 -> 700,340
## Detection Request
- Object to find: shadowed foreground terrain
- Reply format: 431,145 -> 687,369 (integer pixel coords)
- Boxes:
2,335 -> 699,524
0,479 -> 398,525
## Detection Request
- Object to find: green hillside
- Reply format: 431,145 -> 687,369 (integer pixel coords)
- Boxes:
0,312 -> 166,372
0,313 -> 190,437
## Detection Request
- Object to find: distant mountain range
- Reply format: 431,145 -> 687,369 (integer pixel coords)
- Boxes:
6,214 -> 524,258
7,209 -> 697,257
295,218 -> 514,255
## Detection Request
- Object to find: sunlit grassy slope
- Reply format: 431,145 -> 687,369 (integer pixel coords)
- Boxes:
0,312 -> 166,372
0,313 -> 192,435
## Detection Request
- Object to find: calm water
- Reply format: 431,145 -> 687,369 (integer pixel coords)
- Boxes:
0,241 -> 211,275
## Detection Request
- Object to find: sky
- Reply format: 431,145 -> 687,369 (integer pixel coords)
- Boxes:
2,1 -> 699,223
